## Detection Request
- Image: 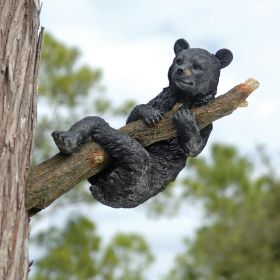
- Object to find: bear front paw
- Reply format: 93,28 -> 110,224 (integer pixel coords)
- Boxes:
143,108 -> 163,127
173,109 -> 197,131
173,109 -> 200,145
52,131 -> 80,155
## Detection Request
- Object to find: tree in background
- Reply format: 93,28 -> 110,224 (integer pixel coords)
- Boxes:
31,32 -> 101,208
31,33 -> 153,279
33,32 -> 102,164
165,144 -> 280,280
34,32 -> 135,164
100,233 -> 154,280
33,32 -> 136,206
31,216 -> 154,280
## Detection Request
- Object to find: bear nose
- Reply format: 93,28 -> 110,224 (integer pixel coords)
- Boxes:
176,68 -> 184,75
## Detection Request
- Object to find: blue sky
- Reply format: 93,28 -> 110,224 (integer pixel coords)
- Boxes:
32,0 -> 280,278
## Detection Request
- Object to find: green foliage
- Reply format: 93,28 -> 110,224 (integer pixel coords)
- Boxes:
166,144 -> 280,280
33,32 -> 138,208
34,32 -> 136,163
31,34 -> 153,280
39,33 -> 101,107
183,144 -> 254,212
32,217 -> 100,280
32,32 -> 105,206
93,97 -> 136,116
112,99 -> 137,116
31,216 -> 154,280
100,233 -> 154,280
33,32 -> 102,165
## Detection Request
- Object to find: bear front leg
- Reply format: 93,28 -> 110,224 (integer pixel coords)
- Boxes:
126,104 -> 163,126
173,109 -> 212,157
52,116 -> 110,154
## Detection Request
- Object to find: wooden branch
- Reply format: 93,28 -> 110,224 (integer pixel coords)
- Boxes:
26,78 -> 259,215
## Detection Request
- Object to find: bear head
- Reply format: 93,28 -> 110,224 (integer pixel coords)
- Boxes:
168,38 -> 233,102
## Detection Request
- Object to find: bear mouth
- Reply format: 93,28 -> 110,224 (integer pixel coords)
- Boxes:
177,79 -> 194,86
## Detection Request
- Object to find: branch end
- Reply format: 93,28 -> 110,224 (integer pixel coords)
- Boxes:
243,78 -> 260,94
238,101 -> 249,107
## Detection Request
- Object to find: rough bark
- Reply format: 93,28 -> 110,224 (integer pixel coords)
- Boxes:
26,78 -> 259,215
0,0 -> 42,279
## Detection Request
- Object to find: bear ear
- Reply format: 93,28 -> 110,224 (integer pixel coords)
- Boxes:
215,49 -> 233,69
174,38 -> 190,55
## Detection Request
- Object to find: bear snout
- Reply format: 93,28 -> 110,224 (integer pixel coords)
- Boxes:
184,68 -> 192,76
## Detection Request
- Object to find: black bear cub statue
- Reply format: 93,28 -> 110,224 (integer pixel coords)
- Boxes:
52,38 -> 233,208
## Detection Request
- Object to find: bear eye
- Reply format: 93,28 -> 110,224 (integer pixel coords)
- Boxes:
176,58 -> 183,65
193,63 -> 203,71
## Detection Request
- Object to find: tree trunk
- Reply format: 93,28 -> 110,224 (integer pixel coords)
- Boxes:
0,0 -> 42,279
